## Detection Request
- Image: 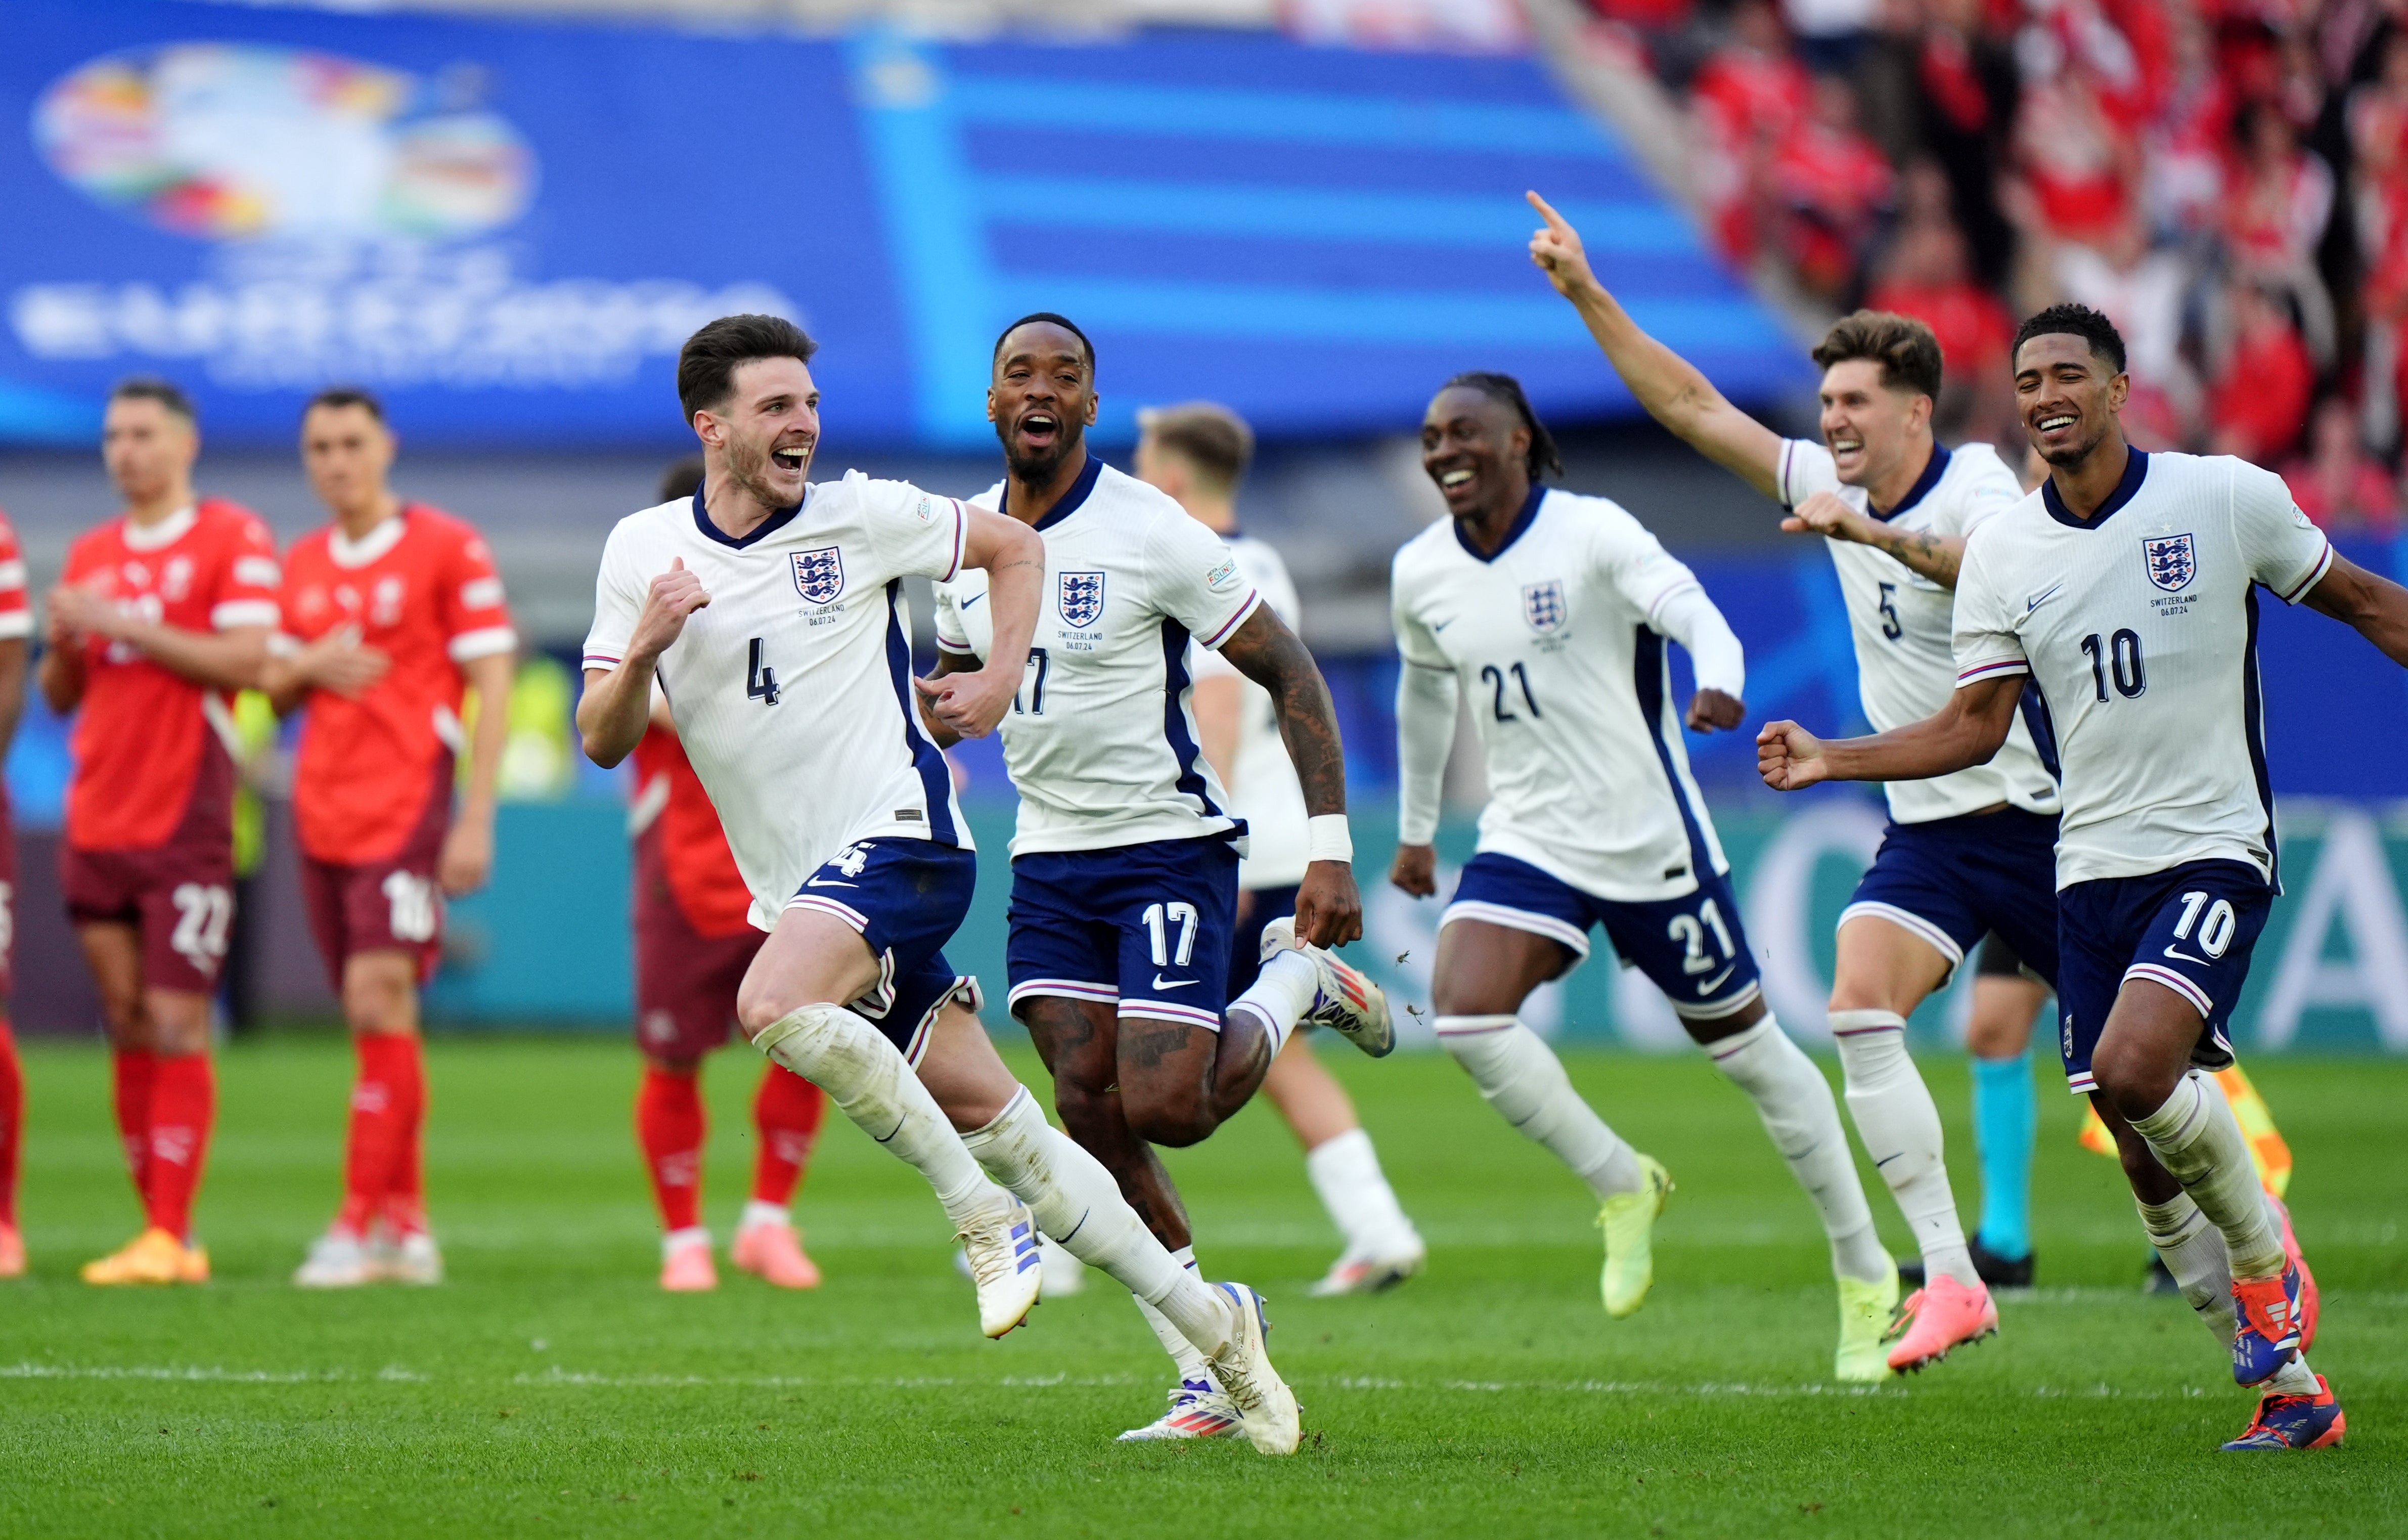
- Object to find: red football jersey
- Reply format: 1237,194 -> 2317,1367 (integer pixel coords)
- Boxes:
0,508 -> 30,646
61,499 -> 280,852
278,504 -> 516,866
631,725 -> 756,938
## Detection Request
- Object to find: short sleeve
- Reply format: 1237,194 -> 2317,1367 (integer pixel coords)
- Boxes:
932,581 -> 977,658
440,524 -> 518,662
1950,532 -> 2029,687
1938,452 -> 2027,540
2230,460 -> 2334,604
583,527 -> 646,672
0,513 -> 28,640
858,477 -> 968,585
1143,512 -> 1259,650
1776,438 -> 1842,509
211,514 -> 283,632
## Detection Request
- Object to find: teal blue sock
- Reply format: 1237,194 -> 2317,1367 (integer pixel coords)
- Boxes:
1970,1050 -> 2036,1261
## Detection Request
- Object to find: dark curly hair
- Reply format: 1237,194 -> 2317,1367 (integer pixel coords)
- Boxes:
1441,371 -> 1563,481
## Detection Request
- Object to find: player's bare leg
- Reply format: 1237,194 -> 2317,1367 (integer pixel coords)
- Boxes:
1825,915 -> 1997,1371
299,950 -> 436,1288
1263,1036 -> 1424,1294
79,923 -> 213,1285
2092,979 -> 2321,1404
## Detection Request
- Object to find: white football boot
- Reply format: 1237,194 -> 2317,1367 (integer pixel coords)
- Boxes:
1259,917 -> 1393,1058
957,1197 -> 1044,1338
293,1230 -> 376,1289
1118,1378 -> 1244,1441
1202,1282 -> 1301,1455
375,1227 -> 445,1286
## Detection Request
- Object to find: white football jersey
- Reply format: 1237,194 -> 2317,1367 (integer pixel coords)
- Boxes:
584,472 -> 973,930
1779,438 -> 2060,823
1952,450 -> 2333,889
1192,535 -> 1309,890
933,457 -> 1260,857
1391,488 -> 1730,903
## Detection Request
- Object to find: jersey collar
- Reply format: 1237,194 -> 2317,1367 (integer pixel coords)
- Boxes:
2040,446 -> 2149,530
328,506 -> 411,568
691,481 -> 801,550
1453,482 -> 1546,563
1871,442 -> 1950,522
121,504 -> 198,551
1002,452 -> 1105,533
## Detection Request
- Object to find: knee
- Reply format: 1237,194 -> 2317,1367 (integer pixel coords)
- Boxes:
1047,1075 -> 1116,1144
1121,1082 -> 1215,1149
342,976 -> 415,1036
2090,1039 -> 2181,1122
734,982 -> 798,1041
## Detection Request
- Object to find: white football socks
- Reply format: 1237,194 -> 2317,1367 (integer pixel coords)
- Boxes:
739,1200 -> 789,1233
1436,1016 -> 1645,1201
2131,1068 -> 2286,1279
958,1086 -> 1231,1368
1228,950 -> 1319,1055
1134,1245 -> 1219,1387
1708,1016 -> 1889,1284
1829,1010 -> 1977,1289
752,1004 -> 1003,1229
1305,1128 -> 1421,1258
2137,1191 -> 2239,1345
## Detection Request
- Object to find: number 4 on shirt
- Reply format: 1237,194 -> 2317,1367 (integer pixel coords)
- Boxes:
747,638 -> 780,706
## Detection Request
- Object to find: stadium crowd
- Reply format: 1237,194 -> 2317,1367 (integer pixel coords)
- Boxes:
1582,0 -> 2408,533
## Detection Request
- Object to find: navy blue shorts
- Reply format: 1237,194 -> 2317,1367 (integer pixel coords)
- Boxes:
1007,837 -> 1239,1032
1443,851 -> 1762,1022
2055,859 -> 2268,1097
786,838 -> 980,1067
1227,885 -> 1301,997
1841,809 -> 2062,987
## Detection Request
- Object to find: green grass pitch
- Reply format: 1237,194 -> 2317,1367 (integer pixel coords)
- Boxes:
1,1034 -> 2401,1537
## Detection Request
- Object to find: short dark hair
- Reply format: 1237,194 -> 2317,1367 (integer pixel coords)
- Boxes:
993,311 -> 1095,372
677,314 -> 819,423
1440,371 -> 1563,481
109,376 -> 195,423
302,385 -> 384,424
2012,303 -> 2127,374
1138,402 -> 1253,495
659,455 -> 705,503
1811,311 -> 1943,400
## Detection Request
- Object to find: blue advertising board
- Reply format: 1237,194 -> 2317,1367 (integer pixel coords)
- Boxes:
0,0 -> 1804,449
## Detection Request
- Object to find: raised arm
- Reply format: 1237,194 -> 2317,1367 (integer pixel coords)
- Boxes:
1215,604 -> 1362,947
2300,551 -> 2408,664
1786,491 -> 1967,587
1757,673 -> 2024,790
1528,191 -> 1785,499
911,507 -> 1042,740
577,558 -> 709,769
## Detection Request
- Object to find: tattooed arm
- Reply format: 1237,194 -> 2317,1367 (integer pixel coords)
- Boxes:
1213,604 -> 1363,947
1786,490 -> 1965,586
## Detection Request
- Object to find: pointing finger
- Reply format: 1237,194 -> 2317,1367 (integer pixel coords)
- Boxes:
1526,189 -> 1570,235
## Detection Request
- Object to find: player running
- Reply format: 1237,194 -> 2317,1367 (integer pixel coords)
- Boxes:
1757,303 -> 2381,1451
41,378 -> 281,1286
1392,370 -> 1903,1381
264,387 -> 514,1288
1136,402 -> 1425,1296
927,316 -> 1389,1441
628,457 -> 827,1294
1527,190 -> 2044,1368
577,315 -> 1299,1454
0,506 -> 29,1278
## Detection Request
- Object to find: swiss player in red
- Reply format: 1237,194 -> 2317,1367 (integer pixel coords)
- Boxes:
39,378 -> 280,1286
0,506 -> 32,1279
631,459 -> 826,1292
262,387 -> 514,1288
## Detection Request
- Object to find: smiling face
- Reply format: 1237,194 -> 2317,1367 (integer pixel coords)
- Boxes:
102,395 -> 197,508
1420,385 -> 1529,522
2013,332 -> 2127,468
989,321 -> 1097,485
694,356 -> 819,511
1817,358 -> 1927,489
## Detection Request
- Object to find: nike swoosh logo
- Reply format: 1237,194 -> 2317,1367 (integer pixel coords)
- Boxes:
2163,945 -> 2209,965
806,878 -> 857,889
1875,1153 -> 1904,1168
1697,963 -> 1737,994
959,591 -> 985,609
1150,975 -> 1199,990
1432,619 -> 1454,631
2021,581 -> 2066,619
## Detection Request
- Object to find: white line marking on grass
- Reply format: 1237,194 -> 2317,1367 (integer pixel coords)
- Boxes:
0,1362 -> 345,1384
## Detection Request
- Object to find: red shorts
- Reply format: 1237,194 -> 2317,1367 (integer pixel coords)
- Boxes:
633,826 -> 764,1061
60,752 -> 237,996
300,761 -> 451,987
